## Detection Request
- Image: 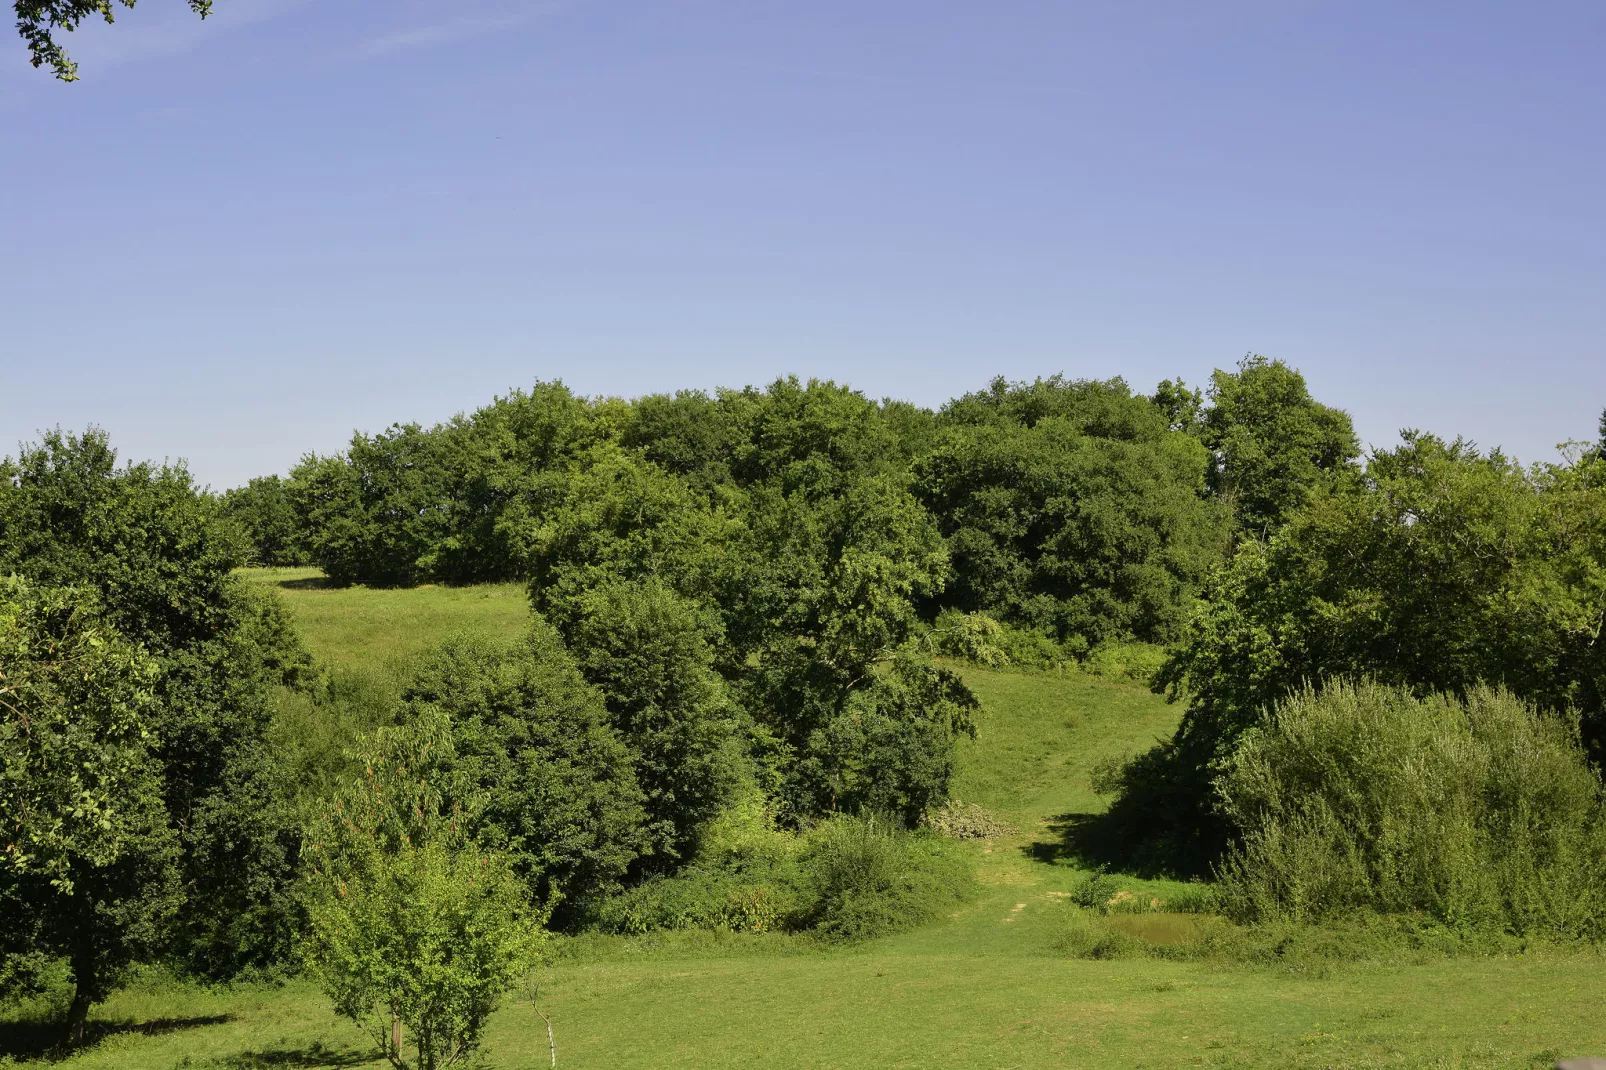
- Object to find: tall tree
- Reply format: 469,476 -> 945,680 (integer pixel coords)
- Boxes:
1201,355 -> 1360,534
0,429 -> 309,977
0,578 -> 182,1046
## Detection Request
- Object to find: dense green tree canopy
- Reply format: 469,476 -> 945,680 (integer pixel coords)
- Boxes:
1200,355 -> 1361,534
0,578 -> 181,1044
0,429 -> 308,977
1100,433 -> 1606,874
565,579 -> 744,864
221,475 -> 306,567
398,624 -> 650,909
916,405 -> 1227,646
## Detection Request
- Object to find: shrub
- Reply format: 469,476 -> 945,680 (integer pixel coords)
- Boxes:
586,810 -> 976,942
1081,640 -> 1169,685
300,716 -> 543,1070
584,801 -> 809,935
800,816 -> 975,942
1216,681 -> 1606,938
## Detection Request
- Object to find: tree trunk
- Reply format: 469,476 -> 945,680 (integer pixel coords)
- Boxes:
65,939 -> 96,1048
392,1008 -> 403,1063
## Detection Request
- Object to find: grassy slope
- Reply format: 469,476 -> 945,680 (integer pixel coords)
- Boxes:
14,576 -> 1605,1069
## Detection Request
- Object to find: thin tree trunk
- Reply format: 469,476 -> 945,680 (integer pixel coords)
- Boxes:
65,939 -> 96,1049
392,1008 -> 403,1063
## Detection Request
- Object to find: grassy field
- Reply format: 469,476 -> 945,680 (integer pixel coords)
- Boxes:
7,574 -> 1604,1069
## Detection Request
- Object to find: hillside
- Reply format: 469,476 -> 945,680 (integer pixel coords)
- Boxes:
12,574 -> 1603,1070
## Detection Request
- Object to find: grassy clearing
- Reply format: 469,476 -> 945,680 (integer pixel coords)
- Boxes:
243,567 -> 530,679
9,577 -> 1605,1069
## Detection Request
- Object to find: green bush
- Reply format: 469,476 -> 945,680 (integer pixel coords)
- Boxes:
1081,640 -> 1168,685
584,803 -> 810,935
585,810 -> 975,943
800,816 -> 975,943
1216,681 -> 1606,939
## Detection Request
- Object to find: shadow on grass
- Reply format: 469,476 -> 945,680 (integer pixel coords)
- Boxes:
1021,810 -> 1095,868
0,1014 -> 235,1063
1022,809 -> 1209,880
207,1042 -> 371,1068
273,576 -> 334,591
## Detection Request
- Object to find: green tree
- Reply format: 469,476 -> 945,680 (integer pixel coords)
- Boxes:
1200,355 -> 1360,533
221,474 -> 306,567
507,445 -> 732,633
0,578 -> 182,1046
301,715 -> 543,1070
915,414 -> 1226,646
289,424 -> 455,587
16,0 -> 212,81
398,622 -> 650,911
729,474 -> 978,824
565,580 -> 745,864
0,429 -> 309,976
1099,433 -> 1606,874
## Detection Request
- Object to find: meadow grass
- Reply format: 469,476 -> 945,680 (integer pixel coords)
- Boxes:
243,566 -> 531,679
8,575 -> 1604,1069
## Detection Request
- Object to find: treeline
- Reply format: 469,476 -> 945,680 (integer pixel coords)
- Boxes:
225,357 -> 1355,649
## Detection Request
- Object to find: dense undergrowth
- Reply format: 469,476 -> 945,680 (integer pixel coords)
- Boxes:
584,809 -> 975,942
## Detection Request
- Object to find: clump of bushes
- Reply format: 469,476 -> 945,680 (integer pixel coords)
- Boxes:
927,609 -> 1068,670
1216,681 -> 1606,939
800,815 -> 975,942
585,812 -> 975,942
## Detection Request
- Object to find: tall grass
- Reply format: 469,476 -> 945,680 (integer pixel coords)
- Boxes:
1216,681 -> 1606,938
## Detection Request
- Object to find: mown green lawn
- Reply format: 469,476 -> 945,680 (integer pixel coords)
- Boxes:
9,575 -> 1603,1069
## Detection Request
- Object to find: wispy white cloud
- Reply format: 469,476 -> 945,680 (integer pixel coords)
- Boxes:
352,3 -> 563,60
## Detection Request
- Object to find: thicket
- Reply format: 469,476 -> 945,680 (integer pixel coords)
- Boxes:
1096,433 -> 1606,876
584,810 -> 975,943
1215,682 -> 1606,938
0,430 -> 312,1041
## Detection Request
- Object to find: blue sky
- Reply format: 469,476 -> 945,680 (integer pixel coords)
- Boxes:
2,0 -> 1603,488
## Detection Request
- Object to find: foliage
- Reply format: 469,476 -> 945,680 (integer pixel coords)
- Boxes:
510,444 -> 731,630
15,0 -> 211,81
583,803 -> 810,936
0,430 -> 307,978
300,715 -> 543,1070
585,810 -> 975,943
564,579 -> 745,865
782,654 -> 979,826
798,815 -> 975,942
918,377 -> 1227,646
1199,355 -> 1360,534
221,475 -> 307,567
1216,681 -> 1606,938
0,578 -> 182,1045
1104,433 -> 1606,874
289,426 -> 456,588
397,624 -> 649,911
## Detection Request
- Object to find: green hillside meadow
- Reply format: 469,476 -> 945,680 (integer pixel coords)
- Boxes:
4,569 -> 1598,1070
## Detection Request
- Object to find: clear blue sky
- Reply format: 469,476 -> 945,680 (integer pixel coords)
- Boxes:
3,0 -> 1603,489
